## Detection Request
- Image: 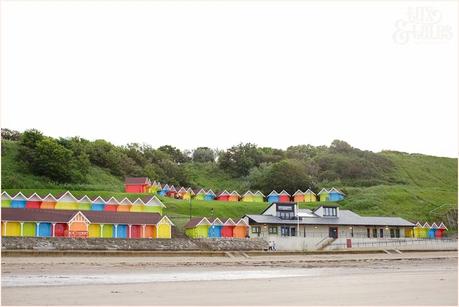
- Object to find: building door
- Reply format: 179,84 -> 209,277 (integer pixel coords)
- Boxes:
329,227 -> 338,238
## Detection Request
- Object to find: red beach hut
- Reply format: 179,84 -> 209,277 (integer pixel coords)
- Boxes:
124,177 -> 151,193
279,190 -> 291,202
221,218 -> 236,237
217,190 -> 230,201
26,193 -> 42,209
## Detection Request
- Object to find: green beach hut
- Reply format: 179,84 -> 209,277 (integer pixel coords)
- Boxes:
317,188 -> 329,202
1,191 -> 12,208
185,217 -> 211,238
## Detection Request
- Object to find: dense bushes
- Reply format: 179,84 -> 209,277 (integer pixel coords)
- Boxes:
3,128 -> 395,190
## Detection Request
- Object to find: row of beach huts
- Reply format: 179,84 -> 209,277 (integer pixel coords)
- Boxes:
125,177 -> 345,203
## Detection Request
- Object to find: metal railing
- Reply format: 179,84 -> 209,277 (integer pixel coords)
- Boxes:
328,238 -> 458,249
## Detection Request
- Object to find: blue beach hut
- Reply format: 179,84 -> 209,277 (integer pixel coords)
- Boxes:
208,218 -> 223,238
267,190 -> 279,203
38,222 -> 52,237
328,187 -> 345,201
204,190 -> 216,201
91,196 -> 106,211
428,223 -> 438,239
115,224 -> 128,238
159,184 -> 170,197
11,192 -> 27,208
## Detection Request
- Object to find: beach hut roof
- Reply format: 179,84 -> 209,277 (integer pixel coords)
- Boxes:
162,184 -> 170,190
27,192 -> 43,201
255,191 -> 265,197
218,190 -> 230,196
142,195 -> 166,208
243,191 -> 254,196
415,221 -> 423,227
125,177 -> 151,185
317,188 -> 329,195
57,191 -> 78,202
92,196 -> 107,203
422,222 -> 431,228
230,191 -> 241,197
12,192 -> 28,200
107,196 -> 121,205
1,208 -> 165,225
158,215 -> 175,226
304,189 -> 316,195
292,190 -> 304,196
187,188 -> 195,195
222,218 -> 236,225
68,211 -> 91,224
42,193 -> 58,202
279,190 -> 291,196
178,187 -> 187,193
117,197 -> 131,205
438,222 -> 448,230
267,190 -> 279,196
208,217 -> 224,225
132,198 -> 145,205
169,185 -> 177,192
430,222 -> 439,229
206,189 -> 216,196
1,191 -> 12,200
235,218 -> 249,226
196,188 -> 206,195
184,217 -> 211,228
78,195 -> 92,203
329,187 -> 345,195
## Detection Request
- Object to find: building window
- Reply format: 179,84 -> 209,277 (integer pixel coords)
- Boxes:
268,226 -> 278,234
367,228 -> 370,238
395,229 -> 400,238
390,229 -> 395,238
372,228 -> 378,238
281,226 -> 290,236
251,226 -> 260,234
323,207 -> 337,216
290,227 -> 296,237
380,229 -> 384,238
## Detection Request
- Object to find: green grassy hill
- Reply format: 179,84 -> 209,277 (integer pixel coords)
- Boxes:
1,140 -> 457,231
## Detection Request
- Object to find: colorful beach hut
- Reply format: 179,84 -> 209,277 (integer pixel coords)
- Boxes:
40,194 -> 57,210
413,222 -> 423,238
184,217 -> 211,238
117,197 -> 132,212
148,181 -> 161,194
26,193 -> 42,209
77,195 -> 92,211
221,218 -> 236,237
328,187 -> 345,201
267,191 -> 279,203
304,189 -> 317,202
421,222 -> 430,238
104,197 -> 120,212
436,222 -> 447,238
242,191 -> 254,202
233,219 -> 249,238
159,184 -> 170,197
229,191 -> 241,202
194,189 -> 206,201
317,188 -> 329,202
130,198 -> 145,212
167,185 -> 177,198
253,191 -> 265,203
11,192 -> 27,208
428,223 -> 438,239
183,188 -> 195,200
208,218 -> 223,238
177,187 -> 187,199
124,177 -> 151,193
142,195 -> 166,214
293,190 -> 305,203
216,190 -> 230,201
204,190 -> 216,201
55,191 -> 79,210
1,191 -> 12,208
278,190 -> 291,202
91,196 -> 106,211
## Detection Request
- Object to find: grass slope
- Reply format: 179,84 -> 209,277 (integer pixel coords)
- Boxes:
1,141 -> 457,230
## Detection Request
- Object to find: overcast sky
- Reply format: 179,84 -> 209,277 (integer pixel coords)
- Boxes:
1,1 -> 457,157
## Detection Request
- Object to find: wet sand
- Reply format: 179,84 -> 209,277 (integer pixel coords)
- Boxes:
2,251 -> 457,305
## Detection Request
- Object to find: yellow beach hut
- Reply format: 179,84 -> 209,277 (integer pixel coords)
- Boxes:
242,191 -> 254,202
253,191 -> 265,203
55,191 -> 79,210
304,189 -> 317,202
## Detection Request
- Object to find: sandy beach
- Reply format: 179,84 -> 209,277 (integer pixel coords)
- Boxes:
2,251 -> 457,305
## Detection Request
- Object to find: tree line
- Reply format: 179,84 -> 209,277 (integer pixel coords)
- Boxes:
1,128 -> 396,194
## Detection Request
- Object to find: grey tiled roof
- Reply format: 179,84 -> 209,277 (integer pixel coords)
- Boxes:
245,210 -> 414,227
